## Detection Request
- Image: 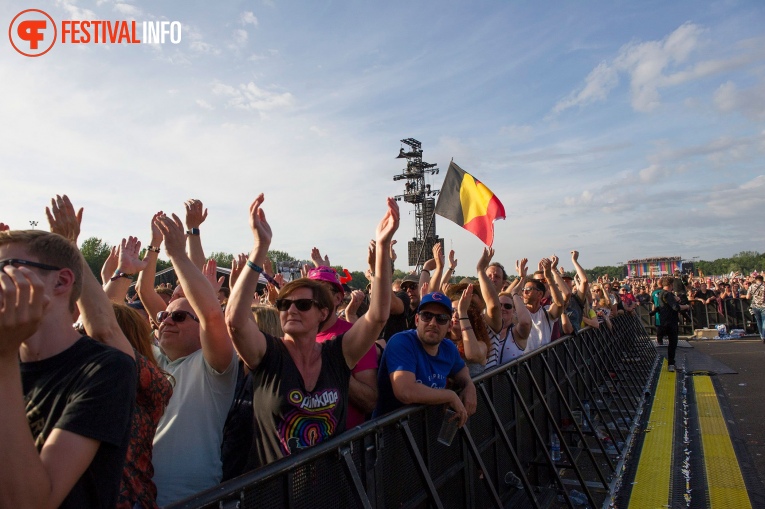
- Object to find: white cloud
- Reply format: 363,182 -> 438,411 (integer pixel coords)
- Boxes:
553,61 -> 619,113
113,3 -> 141,16
309,125 -> 328,137
184,25 -> 220,55
195,99 -> 214,110
54,0 -> 96,19
228,29 -> 248,49
552,22 -> 759,114
240,12 -> 259,26
211,81 -> 295,113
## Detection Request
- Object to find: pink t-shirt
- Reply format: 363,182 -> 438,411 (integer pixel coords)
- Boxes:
317,318 -> 378,428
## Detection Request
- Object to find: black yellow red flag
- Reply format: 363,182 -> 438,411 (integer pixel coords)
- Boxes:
434,162 -> 505,246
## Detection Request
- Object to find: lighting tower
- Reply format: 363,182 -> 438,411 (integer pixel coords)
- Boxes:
392,138 -> 444,272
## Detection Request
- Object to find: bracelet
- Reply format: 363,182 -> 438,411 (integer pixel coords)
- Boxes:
449,266 -> 457,271
246,260 -> 263,273
186,228 -> 200,235
461,326 -> 473,332
110,271 -> 134,281
421,269 -> 431,274
147,245 -> 160,253
459,317 -> 471,321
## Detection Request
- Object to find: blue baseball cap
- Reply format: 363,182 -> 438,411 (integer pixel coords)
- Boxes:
417,292 -> 453,314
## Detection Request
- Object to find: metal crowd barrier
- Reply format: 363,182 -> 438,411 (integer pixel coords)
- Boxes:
636,298 -> 755,336
167,314 -> 656,509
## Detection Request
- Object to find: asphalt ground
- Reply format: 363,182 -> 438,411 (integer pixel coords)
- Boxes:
687,338 -> 765,494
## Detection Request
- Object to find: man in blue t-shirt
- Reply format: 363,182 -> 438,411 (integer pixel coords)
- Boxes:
374,292 -> 477,427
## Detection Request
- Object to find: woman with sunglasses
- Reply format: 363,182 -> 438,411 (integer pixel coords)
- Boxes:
225,194 -> 399,474
484,259 -> 532,369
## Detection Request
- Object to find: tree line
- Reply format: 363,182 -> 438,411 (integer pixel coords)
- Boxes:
79,237 -> 764,287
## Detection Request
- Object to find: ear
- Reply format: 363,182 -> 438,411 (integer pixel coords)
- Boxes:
320,307 -> 330,323
52,268 -> 76,296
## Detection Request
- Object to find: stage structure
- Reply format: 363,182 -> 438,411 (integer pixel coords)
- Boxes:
625,256 -> 683,277
392,138 -> 443,272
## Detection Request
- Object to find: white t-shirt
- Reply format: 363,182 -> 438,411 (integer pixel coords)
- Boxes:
526,305 -> 554,352
152,347 -> 238,506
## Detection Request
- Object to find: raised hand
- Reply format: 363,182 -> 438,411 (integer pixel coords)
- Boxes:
184,199 -> 208,229
550,255 -> 559,269
248,194 -> 272,248
118,236 -> 148,274
229,253 -> 248,290
476,247 -> 495,272
433,242 -> 444,268
0,223 -> 9,231
516,258 -> 528,278
150,211 -> 164,246
155,214 -> 187,258
448,250 -> 457,270
45,194 -> 83,243
571,250 -> 580,262
203,259 -> 224,293
311,247 -> 331,268
375,197 -> 400,245
367,240 -> 376,270
457,284 -> 473,317
101,246 -> 119,285
263,257 -> 274,277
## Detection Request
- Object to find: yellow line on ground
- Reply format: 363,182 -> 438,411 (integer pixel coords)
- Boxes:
628,359 -> 675,509
694,376 -> 752,509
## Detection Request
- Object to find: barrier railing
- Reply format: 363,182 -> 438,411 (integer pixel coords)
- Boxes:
636,298 -> 755,336
167,314 -> 656,509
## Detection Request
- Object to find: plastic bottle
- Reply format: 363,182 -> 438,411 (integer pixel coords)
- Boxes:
568,489 -> 588,506
550,432 -> 561,461
504,471 -> 523,489
582,400 -> 591,430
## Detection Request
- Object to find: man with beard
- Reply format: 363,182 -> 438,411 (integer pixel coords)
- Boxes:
374,292 -> 477,427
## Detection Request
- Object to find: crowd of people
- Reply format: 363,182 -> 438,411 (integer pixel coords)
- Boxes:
2,193 -> 763,508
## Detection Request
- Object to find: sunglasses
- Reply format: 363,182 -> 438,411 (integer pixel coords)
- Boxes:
522,287 -> 537,293
418,311 -> 450,325
0,258 -> 61,271
275,298 -> 318,312
157,310 -> 199,323
501,303 -> 513,310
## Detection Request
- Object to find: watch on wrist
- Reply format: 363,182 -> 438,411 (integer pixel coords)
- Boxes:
186,228 -> 200,235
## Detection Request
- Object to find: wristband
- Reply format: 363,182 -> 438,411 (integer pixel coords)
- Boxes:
247,260 -> 282,289
421,269 -> 431,274
449,266 -> 457,271
461,326 -> 473,332
186,228 -> 200,235
147,245 -> 160,253
110,271 -> 134,281
459,317 -> 470,321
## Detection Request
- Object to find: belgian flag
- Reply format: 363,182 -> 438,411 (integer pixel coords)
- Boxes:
434,162 -> 505,246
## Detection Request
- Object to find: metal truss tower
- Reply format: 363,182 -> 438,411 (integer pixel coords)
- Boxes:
392,138 -> 444,272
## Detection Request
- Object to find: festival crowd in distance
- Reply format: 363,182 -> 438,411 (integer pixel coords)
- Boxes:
1,194 -> 763,508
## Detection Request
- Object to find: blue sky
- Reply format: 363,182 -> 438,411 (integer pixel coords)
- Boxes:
2,0 -> 764,274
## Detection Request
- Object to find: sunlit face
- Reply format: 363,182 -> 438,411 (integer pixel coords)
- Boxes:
485,266 -> 504,291
157,298 -> 201,361
402,283 -> 419,306
522,283 -> 542,306
449,301 -> 461,335
415,303 -> 451,348
279,286 -> 329,337
499,295 -> 515,325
